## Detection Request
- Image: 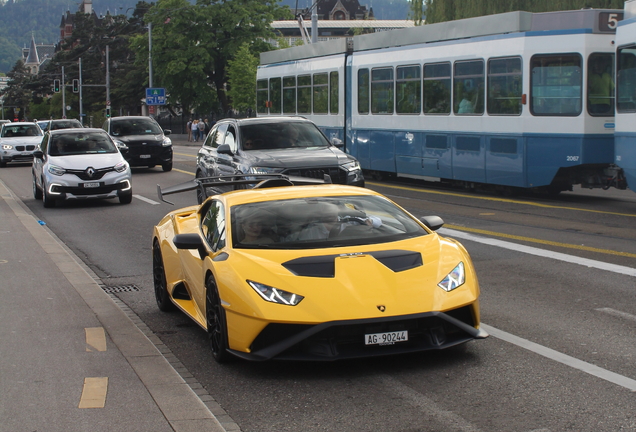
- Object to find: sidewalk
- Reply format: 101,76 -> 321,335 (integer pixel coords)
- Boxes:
0,179 -> 230,432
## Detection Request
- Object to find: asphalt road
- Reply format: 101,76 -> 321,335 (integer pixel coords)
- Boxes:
2,146 -> 635,432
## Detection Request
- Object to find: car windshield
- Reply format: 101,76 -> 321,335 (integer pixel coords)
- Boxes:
239,122 -> 330,150
49,132 -> 117,156
231,195 -> 427,249
1,125 -> 42,138
50,120 -> 83,130
110,118 -> 162,136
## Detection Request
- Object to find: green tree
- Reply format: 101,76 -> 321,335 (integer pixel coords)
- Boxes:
1,60 -> 33,120
136,0 -> 291,115
226,43 -> 259,112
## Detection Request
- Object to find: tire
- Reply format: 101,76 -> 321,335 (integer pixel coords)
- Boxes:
119,190 -> 133,204
42,180 -> 56,208
206,274 -> 232,363
162,161 -> 173,172
153,240 -> 176,312
32,175 -> 42,200
0,160 -> 6,168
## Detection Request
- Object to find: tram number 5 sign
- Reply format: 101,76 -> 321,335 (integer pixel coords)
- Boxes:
146,88 -> 166,105
598,12 -> 624,32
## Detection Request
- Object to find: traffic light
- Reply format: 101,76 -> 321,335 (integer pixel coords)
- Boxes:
72,79 -> 79,93
105,107 -> 111,118
53,79 -> 60,93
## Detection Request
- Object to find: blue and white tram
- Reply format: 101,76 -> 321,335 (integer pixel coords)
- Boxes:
616,0 -> 636,190
258,8 -> 628,194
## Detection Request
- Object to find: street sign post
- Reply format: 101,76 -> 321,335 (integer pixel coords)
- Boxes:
146,87 -> 166,105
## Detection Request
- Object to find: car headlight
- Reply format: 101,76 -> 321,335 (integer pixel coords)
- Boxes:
248,166 -> 284,175
114,139 -> 128,150
341,160 -> 361,172
437,262 -> 465,292
162,136 -> 172,147
114,161 -> 129,173
247,280 -> 304,306
2,144 -> 13,150
47,164 -> 66,176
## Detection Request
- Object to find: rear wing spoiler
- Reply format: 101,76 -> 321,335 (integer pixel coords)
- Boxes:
157,173 -> 332,205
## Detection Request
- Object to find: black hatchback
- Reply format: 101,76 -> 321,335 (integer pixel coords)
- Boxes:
103,116 -> 173,171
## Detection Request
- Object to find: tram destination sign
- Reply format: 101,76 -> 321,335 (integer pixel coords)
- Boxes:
146,88 -> 166,105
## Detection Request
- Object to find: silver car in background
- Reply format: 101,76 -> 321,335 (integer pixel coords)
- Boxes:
0,122 -> 43,167
32,128 -> 132,207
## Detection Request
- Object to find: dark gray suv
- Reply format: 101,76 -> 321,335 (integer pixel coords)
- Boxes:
195,117 -> 364,203
103,116 -> 173,171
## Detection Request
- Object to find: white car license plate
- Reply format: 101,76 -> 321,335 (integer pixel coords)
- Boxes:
140,154 -> 151,159
83,182 -> 100,188
22,152 -> 31,156
365,330 -> 408,345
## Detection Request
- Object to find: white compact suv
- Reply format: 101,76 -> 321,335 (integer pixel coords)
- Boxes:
32,128 -> 132,207
0,122 -> 43,167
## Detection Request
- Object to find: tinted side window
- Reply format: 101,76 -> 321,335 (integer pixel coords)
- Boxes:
358,68 -> 370,114
454,60 -> 484,115
256,79 -> 268,114
201,201 -> 226,252
423,62 -> 451,114
488,57 -> 522,115
617,45 -> 636,113
371,67 -> 394,114
587,53 -> 615,116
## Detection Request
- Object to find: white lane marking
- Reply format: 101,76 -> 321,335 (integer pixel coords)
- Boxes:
481,324 -> 636,392
377,375 -> 483,432
595,308 -> 636,322
133,194 -> 160,205
439,228 -> 636,277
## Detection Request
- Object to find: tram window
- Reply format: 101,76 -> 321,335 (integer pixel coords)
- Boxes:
423,62 -> 451,115
587,53 -> 615,116
530,54 -> 582,116
256,79 -> 269,114
269,78 -> 282,114
358,68 -> 370,114
297,75 -> 311,114
371,67 -> 394,114
313,73 -> 328,114
396,65 -> 421,114
488,57 -> 522,115
283,76 -> 296,114
330,71 -> 339,114
454,60 -> 484,115
616,46 -> 636,113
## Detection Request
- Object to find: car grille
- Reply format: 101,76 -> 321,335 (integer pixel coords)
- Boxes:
15,145 -> 36,151
250,306 -> 477,361
126,140 -> 163,156
65,167 -> 116,181
283,167 -> 348,184
52,183 -> 126,195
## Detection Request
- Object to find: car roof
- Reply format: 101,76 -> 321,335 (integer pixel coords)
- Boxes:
49,127 -> 108,135
220,116 -> 311,126
109,116 -> 158,121
4,122 -> 38,126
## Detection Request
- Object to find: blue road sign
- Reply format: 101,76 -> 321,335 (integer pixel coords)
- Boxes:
146,87 -> 166,105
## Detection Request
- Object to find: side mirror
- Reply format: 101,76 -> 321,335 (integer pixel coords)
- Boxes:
331,137 -> 344,147
420,216 -> 444,231
163,129 -> 171,136
33,150 -> 44,159
173,233 -> 207,260
217,143 -> 233,155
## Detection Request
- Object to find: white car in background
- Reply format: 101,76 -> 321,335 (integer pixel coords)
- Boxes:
0,122 -> 43,167
32,128 -> 132,207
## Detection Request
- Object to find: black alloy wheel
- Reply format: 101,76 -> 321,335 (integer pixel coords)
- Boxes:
42,179 -> 56,208
162,161 -> 173,172
153,240 -> 175,312
119,189 -> 133,204
206,274 -> 232,363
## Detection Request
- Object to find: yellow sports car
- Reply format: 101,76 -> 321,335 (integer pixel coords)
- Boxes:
152,175 -> 487,362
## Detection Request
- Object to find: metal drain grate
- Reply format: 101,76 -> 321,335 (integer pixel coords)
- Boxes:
102,284 -> 141,293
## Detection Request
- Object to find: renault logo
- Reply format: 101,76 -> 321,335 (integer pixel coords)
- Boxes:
377,305 -> 386,312
86,167 -> 95,178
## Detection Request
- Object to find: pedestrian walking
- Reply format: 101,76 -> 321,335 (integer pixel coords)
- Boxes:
191,119 -> 199,142
187,119 -> 193,142
197,118 -> 206,140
